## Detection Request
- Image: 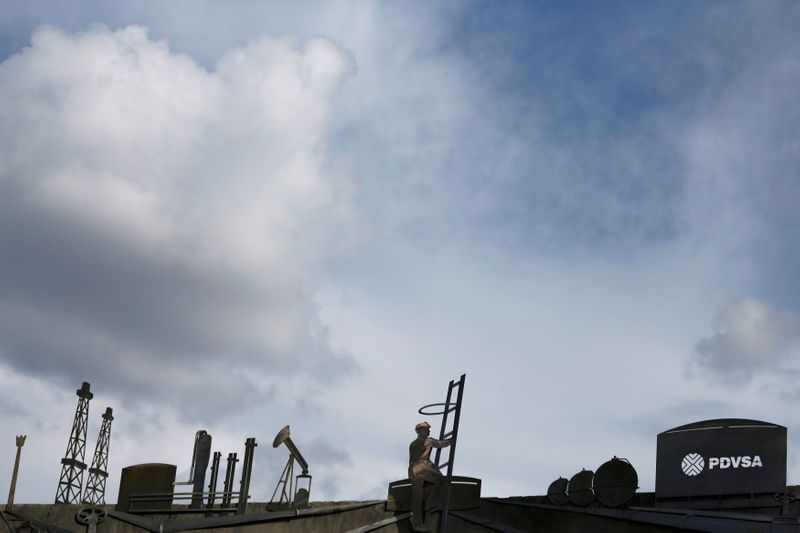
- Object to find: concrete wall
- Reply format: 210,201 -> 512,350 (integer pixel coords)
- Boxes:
8,502 -> 400,533
10,493 -> 800,533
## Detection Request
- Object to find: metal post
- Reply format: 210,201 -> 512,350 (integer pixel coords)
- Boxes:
6,435 -> 26,511
237,438 -> 257,514
206,452 -> 221,508
55,382 -> 93,504
269,456 -> 294,509
222,453 -> 238,507
82,407 -> 114,505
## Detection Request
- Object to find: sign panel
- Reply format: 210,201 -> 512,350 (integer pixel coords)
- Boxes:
656,419 -> 786,501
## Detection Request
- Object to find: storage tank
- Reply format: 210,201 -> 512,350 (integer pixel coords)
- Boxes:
547,477 -> 569,506
116,463 -> 176,512
567,469 -> 595,506
594,456 -> 638,508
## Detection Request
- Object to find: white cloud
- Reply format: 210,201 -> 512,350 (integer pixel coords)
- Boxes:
693,299 -> 800,380
0,24 -> 358,409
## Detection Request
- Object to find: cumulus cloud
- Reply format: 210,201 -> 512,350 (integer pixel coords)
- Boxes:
0,25 -> 358,415
692,299 -> 800,381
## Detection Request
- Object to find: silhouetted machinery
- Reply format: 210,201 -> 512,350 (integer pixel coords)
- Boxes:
548,457 -> 639,509
117,432 -> 256,514
594,456 -> 638,508
546,477 -> 569,506
55,382 -> 93,504
117,463 -> 177,512
268,425 -> 312,510
174,430 -> 212,508
568,469 -> 595,506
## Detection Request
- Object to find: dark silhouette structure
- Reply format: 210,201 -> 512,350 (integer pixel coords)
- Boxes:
656,419 -> 786,510
237,438 -> 257,514
269,425 -> 311,510
6,435 -> 26,511
174,430 -> 212,508
82,407 -> 114,505
55,382 -> 93,504
206,452 -> 222,509
222,452 -> 238,507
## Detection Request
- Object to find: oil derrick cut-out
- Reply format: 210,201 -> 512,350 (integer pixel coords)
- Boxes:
55,382 -> 93,504
82,407 -> 114,505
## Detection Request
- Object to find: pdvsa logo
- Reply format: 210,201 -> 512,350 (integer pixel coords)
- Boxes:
681,453 -> 764,476
681,453 -> 704,476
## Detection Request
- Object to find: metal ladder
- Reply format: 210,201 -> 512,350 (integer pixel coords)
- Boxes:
432,374 -> 466,533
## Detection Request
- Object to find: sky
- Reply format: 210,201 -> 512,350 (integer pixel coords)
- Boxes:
1,0 -> 800,504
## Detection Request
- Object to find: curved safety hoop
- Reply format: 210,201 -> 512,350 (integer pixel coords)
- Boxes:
418,403 -> 450,416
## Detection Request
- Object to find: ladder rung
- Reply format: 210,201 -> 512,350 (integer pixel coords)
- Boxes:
439,461 -> 450,469
443,431 -> 454,439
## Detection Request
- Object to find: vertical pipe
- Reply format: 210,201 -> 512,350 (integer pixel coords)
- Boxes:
190,432 -> 212,508
6,435 -> 26,511
222,453 -> 238,507
206,452 -> 221,508
237,438 -> 257,515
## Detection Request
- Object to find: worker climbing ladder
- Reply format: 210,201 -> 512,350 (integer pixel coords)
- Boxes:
353,374 -> 480,533
420,373 -> 466,533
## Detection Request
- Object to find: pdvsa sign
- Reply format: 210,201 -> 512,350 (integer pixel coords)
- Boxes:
656,419 -> 786,507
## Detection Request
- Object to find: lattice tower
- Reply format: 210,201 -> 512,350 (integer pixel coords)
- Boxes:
82,407 -> 114,505
54,382 -> 93,504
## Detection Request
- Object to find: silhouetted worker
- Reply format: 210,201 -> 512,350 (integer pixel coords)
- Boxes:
409,421 -> 451,532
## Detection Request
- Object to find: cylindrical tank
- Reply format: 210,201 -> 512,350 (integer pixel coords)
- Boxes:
547,477 -> 569,506
116,463 -> 176,512
594,456 -> 638,508
568,469 -> 595,506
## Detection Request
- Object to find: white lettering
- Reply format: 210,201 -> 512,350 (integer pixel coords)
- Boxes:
706,455 -> 763,469
684,454 -> 765,476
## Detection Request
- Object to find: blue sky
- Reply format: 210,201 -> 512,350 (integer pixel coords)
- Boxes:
1,0 -> 799,503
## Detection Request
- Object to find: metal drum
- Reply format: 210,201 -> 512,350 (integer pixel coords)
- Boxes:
594,456 -> 638,508
547,477 -> 569,506
568,469 -> 595,506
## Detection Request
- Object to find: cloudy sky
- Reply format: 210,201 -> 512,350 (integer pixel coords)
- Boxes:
1,0 -> 800,504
